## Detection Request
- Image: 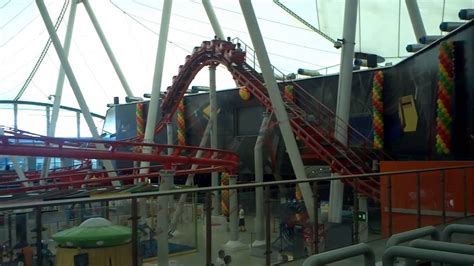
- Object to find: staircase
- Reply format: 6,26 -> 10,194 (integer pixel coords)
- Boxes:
157,38 -> 389,201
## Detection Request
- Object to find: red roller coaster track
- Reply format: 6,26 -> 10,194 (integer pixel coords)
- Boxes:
1,38 -> 388,201
154,38 -> 388,201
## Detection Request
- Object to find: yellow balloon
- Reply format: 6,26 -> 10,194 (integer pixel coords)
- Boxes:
239,87 -> 251,101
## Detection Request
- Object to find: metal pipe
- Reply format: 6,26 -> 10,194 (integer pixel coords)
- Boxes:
416,172 -> 421,228
2,166 -> 474,212
405,0 -> 427,43
383,246 -> 474,266
209,64 -> 220,216
205,192 -> 212,266
254,112 -> 271,243
35,207 -> 43,266
265,186 -> 271,266
239,0 -> 314,221
202,0 -> 225,40
35,0 -> 118,185
386,226 -> 440,248
131,198 -> 138,266
441,224 -> 474,242
140,0 -> 172,174
302,243 -> 375,266
441,170 -> 446,224
157,170 -> 173,265
406,239 -> 474,266
81,0 -> 133,98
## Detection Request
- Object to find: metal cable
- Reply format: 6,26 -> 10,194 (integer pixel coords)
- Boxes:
13,0 -> 70,101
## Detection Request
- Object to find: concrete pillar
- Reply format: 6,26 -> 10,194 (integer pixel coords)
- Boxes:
254,112 -> 271,246
224,175 -> 245,250
209,65 -> 220,216
157,170 -> 173,266
330,0 -> 359,224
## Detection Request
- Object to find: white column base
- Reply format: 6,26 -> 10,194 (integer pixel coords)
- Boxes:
223,240 -> 247,251
251,239 -> 266,247
328,178 -> 344,223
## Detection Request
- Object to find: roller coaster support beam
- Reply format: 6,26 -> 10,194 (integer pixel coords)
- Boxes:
82,0 -> 134,98
170,119 -> 212,234
405,0 -> 426,43
330,0 -> 358,224
35,0 -> 118,186
166,122 -> 175,207
42,0 -> 78,182
209,64 -> 220,215
202,0 -> 225,40
157,170 -> 173,266
254,112 -> 271,246
140,0 -> 172,174
239,0 -> 314,221
224,174 -> 246,250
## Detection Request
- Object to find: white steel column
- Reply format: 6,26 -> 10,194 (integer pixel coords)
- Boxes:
82,0 -> 134,98
11,157 -> 29,187
239,0 -> 314,221
166,122 -> 175,208
42,0 -> 77,181
157,170 -> 173,266
223,175 -> 245,250
209,64 -> 220,215
329,0 -> 359,224
202,0 -> 225,40
405,0 -> 427,43
254,112 -> 271,246
35,0 -> 118,185
139,0 -> 172,174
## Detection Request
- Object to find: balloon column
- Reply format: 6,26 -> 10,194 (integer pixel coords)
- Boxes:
436,41 -> 455,155
136,102 -> 145,138
177,99 -> 186,146
220,172 -> 230,217
372,71 -> 384,149
284,84 -> 295,102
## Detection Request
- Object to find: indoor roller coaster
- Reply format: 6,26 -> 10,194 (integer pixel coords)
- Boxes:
1,38 -> 388,202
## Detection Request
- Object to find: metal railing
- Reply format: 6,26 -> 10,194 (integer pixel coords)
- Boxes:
0,164 -> 473,266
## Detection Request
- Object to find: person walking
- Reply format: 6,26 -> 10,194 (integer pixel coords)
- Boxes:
238,204 -> 246,232
215,249 -> 225,266
224,255 -> 232,265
